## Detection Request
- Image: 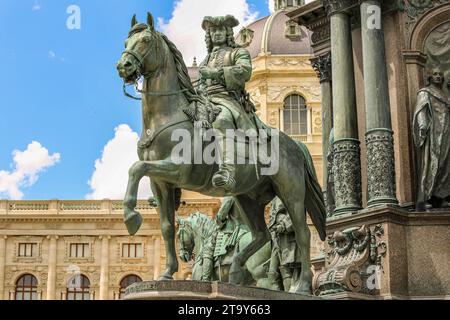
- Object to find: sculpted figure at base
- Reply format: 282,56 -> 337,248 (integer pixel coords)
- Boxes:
116,12 -> 326,295
177,199 -> 272,288
268,197 -> 302,292
413,67 -> 450,211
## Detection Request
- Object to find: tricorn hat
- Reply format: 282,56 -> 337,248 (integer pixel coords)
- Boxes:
201,15 -> 240,30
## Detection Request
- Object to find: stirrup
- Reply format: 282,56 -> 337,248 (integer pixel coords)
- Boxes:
212,169 -> 236,191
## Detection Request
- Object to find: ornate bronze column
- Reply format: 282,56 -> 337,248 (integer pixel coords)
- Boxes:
324,0 -> 362,215
360,0 -> 398,207
311,53 -> 334,215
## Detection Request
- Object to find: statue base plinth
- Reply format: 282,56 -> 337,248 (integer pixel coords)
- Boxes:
314,205 -> 450,299
123,280 -> 321,300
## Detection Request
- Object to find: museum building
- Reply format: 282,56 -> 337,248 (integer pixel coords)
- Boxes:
0,0 -> 325,300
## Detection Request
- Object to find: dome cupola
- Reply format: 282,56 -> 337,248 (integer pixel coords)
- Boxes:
235,0 -> 312,59
274,0 -> 305,11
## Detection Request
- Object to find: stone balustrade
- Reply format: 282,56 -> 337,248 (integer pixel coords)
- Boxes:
0,199 -> 221,216
0,200 -> 149,215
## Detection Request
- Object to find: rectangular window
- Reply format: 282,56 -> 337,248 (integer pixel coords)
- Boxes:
69,243 -> 89,258
122,243 -> 143,258
18,243 -> 37,257
290,26 -> 297,35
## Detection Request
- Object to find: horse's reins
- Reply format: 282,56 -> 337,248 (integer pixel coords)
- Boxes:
122,45 -> 188,100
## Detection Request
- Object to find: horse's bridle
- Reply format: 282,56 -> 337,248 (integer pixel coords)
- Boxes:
122,38 -> 188,100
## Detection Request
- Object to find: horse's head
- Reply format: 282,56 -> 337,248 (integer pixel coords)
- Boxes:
176,216 -> 195,263
116,12 -> 162,84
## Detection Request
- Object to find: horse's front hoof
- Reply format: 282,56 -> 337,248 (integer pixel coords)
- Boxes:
124,210 -> 143,236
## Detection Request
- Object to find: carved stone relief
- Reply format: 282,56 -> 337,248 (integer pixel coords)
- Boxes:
313,225 -> 387,296
268,85 -> 321,103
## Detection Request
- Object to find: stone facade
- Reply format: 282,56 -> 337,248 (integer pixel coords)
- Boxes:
0,2 -> 327,300
246,53 -> 324,185
0,198 -> 221,300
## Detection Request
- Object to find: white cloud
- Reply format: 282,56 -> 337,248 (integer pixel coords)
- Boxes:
32,2 -> 41,12
0,142 -> 60,200
158,0 -> 259,67
268,0 -> 275,13
86,124 -> 152,200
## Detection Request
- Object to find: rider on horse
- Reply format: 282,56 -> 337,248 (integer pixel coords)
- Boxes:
196,15 -> 260,193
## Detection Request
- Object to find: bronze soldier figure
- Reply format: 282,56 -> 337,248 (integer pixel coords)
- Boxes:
267,197 -> 302,292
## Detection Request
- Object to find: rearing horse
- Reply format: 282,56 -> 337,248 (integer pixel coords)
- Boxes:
116,12 -> 326,295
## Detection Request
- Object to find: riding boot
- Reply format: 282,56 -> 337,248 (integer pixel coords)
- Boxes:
267,271 -> 282,291
212,129 -> 236,192
201,257 -> 214,281
280,266 -> 293,293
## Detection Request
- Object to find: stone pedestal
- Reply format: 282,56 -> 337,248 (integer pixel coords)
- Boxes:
313,207 -> 450,299
123,281 -> 320,300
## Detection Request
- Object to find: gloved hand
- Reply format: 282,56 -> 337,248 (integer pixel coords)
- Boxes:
199,67 -> 223,82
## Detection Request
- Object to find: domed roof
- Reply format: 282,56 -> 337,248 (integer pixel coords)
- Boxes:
235,9 -> 313,59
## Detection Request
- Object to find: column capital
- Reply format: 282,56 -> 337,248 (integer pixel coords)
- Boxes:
311,52 -> 332,83
323,0 -> 356,16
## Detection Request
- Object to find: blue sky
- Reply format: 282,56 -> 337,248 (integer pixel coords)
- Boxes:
0,0 -> 271,200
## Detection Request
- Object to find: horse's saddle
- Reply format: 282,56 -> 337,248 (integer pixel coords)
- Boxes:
183,99 -> 222,129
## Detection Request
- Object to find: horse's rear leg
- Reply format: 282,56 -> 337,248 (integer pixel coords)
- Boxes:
230,194 -> 270,285
152,182 -> 178,280
123,160 -> 180,235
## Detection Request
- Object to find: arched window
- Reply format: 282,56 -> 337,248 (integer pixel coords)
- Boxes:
67,274 -> 90,300
119,275 -> 142,299
15,274 -> 38,300
283,94 -> 308,135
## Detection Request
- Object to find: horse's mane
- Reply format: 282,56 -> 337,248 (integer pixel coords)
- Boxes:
158,33 -> 204,105
188,212 -> 217,239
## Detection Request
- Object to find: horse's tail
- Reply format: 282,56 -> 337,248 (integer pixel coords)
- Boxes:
295,141 -> 327,241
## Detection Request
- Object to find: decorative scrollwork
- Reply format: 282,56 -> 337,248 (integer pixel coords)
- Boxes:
313,224 -> 387,296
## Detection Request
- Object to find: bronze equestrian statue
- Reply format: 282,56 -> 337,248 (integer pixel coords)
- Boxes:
116,12 -> 326,295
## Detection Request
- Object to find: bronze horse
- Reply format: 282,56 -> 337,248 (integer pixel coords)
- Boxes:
116,12 -> 326,294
